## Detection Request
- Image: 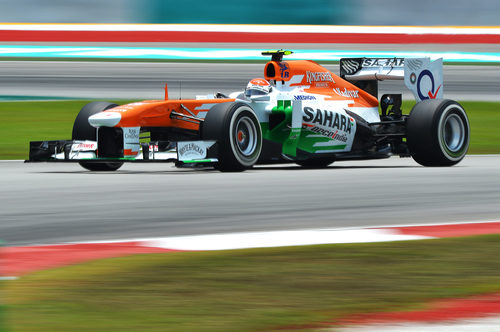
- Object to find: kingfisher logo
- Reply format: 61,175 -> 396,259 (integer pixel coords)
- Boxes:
306,71 -> 335,84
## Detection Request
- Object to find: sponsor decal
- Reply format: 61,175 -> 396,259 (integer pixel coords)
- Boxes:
306,127 -> 349,142
294,95 -> 316,101
289,128 -> 301,140
177,141 -> 213,161
302,107 -> 354,134
72,142 -> 97,151
406,58 -> 423,72
179,142 -> 205,157
124,128 -> 139,140
341,59 -> 362,75
410,72 -> 417,84
404,58 -> 443,102
306,71 -> 335,84
177,141 -> 215,161
278,62 -> 290,79
333,87 -> 359,98
145,144 -> 159,152
123,127 -> 141,155
409,69 -> 442,100
362,58 -> 404,67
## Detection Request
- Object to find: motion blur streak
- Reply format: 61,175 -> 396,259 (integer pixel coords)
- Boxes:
0,1 -> 500,25
1,24 -> 500,43
0,61 -> 499,101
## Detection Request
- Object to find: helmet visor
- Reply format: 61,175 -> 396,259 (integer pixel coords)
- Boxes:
245,88 -> 268,97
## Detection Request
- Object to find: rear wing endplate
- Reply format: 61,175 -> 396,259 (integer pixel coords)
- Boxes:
339,57 -> 443,102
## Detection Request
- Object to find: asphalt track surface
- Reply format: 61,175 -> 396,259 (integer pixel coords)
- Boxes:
1,61 -> 499,246
2,156 -> 500,246
0,61 -> 499,101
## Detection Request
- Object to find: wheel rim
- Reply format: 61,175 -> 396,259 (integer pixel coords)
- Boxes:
442,113 -> 465,153
234,116 -> 258,157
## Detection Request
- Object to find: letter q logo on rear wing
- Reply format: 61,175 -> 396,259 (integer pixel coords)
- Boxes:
339,57 -> 443,102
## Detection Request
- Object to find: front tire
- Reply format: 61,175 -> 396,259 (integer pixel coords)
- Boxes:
406,99 -> 470,166
72,101 -> 123,171
202,102 -> 262,172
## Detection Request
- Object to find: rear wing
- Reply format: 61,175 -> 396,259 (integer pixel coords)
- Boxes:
339,57 -> 443,102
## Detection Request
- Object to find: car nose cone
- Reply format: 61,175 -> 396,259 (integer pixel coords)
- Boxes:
88,112 -> 122,127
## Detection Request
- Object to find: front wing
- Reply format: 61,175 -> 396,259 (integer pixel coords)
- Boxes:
27,140 -> 218,166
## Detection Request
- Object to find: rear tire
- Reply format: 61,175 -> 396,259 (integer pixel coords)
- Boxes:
406,99 -> 470,166
72,102 -> 123,171
202,102 -> 262,172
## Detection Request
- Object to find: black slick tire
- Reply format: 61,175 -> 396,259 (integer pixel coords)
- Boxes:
202,102 -> 262,172
72,101 -> 123,171
406,99 -> 470,166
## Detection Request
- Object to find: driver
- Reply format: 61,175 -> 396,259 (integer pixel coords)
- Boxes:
245,78 -> 272,98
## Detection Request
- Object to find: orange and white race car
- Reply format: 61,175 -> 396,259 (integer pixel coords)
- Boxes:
28,50 -> 470,171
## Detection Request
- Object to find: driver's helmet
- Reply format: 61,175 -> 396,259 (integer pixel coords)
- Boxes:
245,78 -> 271,98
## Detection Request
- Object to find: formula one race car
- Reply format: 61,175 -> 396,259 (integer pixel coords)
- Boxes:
28,50 -> 470,172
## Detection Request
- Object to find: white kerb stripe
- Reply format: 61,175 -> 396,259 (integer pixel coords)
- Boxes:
0,276 -> 19,281
141,229 -> 433,251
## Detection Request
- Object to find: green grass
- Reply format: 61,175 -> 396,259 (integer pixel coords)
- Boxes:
461,101 -> 500,154
5,235 -> 500,331
0,100 -> 137,160
0,100 -> 499,160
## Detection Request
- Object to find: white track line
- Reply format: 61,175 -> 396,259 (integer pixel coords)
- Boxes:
0,276 -> 19,281
7,220 -> 500,249
142,228 -> 432,251
1,24 -> 500,35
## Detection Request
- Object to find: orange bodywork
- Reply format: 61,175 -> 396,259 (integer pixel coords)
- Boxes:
105,98 -> 235,130
102,59 -> 377,132
265,60 -> 378,108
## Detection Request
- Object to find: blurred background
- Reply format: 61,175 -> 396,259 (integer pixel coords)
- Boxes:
1,0 -> 499,25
